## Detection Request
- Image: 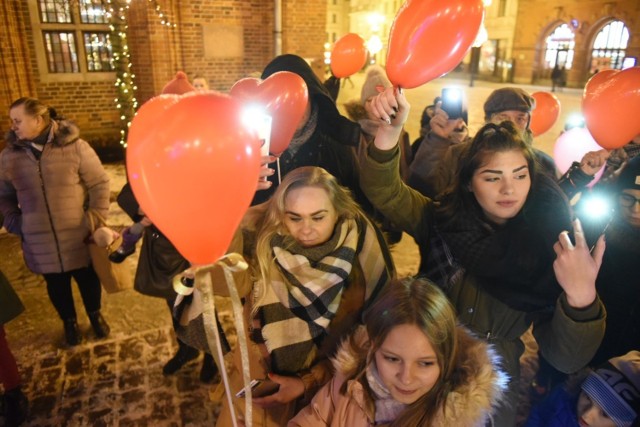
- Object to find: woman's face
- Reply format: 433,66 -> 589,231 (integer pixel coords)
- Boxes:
10,105 -> 44,141
469,149 -> 531,225
619,189 -> 640,228
576,391 -> 616,427
283,186 -> 338,248
374,323 -> 441,405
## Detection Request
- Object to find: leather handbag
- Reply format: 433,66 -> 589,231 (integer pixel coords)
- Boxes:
133,226 -> 190,300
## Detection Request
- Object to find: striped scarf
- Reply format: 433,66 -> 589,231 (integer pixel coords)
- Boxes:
255,215 -> 392,374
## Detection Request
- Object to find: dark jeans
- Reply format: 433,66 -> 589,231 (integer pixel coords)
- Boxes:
43,266 -> 102,321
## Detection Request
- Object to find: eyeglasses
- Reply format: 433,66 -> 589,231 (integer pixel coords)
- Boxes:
619,193 -> 640,207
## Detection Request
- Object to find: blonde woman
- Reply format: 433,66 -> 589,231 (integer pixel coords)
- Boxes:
204,166 -> 394,426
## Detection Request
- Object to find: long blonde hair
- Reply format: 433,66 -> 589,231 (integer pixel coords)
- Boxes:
252,166 -> 365,311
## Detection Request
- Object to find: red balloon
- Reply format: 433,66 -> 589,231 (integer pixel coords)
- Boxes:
229,77 -> 260,99
127,92 -> 261,265
330,33 -> 367,78
127,94 -> 180,148
582,67 -> 640,150
386,0 -> 484,88
582,69 -> 617,102
529,92 -> 561,137
230,71 -> 309,156
553,128 -> 605,188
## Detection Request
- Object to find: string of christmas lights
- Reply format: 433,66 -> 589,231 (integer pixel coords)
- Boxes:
148,0 -> 177,28
107,0 -> 137,146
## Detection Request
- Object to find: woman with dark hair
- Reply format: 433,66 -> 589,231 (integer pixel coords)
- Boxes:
0,97 -> 111,347
358,87 -> 607,426
289,276 -> 506,426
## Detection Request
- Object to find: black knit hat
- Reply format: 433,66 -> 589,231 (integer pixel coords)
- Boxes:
615,156 -> 640,192
483,88 -> 536,121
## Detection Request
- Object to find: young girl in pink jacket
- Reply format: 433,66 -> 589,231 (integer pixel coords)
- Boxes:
289,277 -> 507,427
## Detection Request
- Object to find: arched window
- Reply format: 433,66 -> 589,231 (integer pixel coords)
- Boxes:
590,20 -> 629,72
544,24 -> 575,70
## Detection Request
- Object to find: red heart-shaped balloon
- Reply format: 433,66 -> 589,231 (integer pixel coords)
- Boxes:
331,33 -> 367,78
127,92 -> 261,265
127,94 -> 180,148
582,67 -> 640,150
530,92 -> 561,137
230,71 -> 309,156
386,0 -> 484,88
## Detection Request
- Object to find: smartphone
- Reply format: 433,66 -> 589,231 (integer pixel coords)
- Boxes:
441,87 -> 464,119
235,378 -> 280,398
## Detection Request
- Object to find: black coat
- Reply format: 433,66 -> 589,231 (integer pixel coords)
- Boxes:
252,55 -> 369,211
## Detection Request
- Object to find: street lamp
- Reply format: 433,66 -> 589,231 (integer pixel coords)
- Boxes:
366,35 -> 383,64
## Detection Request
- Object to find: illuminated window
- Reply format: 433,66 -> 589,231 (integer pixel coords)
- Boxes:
36,0 -> 113,74
590,20 -> 629,72
43,31 -> 78,72
544,24 -> 575,69
84,32 -> 113,71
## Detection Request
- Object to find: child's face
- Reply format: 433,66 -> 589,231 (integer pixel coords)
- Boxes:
576,391 -> 617,427
374,323 -> 441,405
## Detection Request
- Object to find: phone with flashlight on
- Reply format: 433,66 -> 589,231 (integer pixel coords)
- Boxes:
440,87 -> 466,120
575,191 -> 615,250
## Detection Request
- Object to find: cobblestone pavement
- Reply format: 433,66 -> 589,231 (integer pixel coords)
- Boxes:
1,75 -> 574,426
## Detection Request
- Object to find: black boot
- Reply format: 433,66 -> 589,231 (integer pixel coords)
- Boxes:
199,353 -> 218,383
162,341 -> 199,376
4,386 -> 28,426
88,311 -> 110,338
63,319 -> 82,346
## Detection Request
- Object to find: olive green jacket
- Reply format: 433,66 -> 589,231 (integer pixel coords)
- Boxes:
359,143 -> 606,426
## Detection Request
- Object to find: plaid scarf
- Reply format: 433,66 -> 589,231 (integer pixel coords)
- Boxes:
255,215 -> 392,374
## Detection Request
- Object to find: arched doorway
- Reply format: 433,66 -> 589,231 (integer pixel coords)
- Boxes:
589,20 -> 630,73
543,23 -> 575,78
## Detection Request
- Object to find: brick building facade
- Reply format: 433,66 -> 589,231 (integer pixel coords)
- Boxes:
0,0 -> 326,151
511,0 -> 639,86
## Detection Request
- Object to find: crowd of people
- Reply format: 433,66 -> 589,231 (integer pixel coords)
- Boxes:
1,56 -> 638,427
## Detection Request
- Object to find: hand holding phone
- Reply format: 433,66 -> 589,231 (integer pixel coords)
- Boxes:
235,378 -> 280,398
440,87 -> 465,120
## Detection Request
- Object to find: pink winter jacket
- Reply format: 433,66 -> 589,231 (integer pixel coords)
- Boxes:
0,120 -> 110,274
289,325 -> 506,427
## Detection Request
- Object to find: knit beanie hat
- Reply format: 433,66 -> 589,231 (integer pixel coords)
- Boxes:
483,87 -> 536,121
162,71 -> 195,95
581,350 -> 640,427
615,156 -> 640,192
360,65 -> 391,106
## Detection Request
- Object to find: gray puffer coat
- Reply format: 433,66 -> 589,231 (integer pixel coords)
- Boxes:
0,120 -> 110,274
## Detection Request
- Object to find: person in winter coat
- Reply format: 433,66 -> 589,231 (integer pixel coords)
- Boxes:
289,276 -> 507,427
0,97 -> 111,347
525,350 -> 640,427
252,54 -> 372,214
424,87 -> 607,201
533,155 -> 640,397
0,270 -> 28,426
342,64 -> 412,244
358,87 -> 607,426
176,166 -> 394,427
115,72 -> 218,383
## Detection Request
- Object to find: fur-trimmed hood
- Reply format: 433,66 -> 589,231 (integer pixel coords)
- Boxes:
332,325 -> 508,427
6,119 -> 80,149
